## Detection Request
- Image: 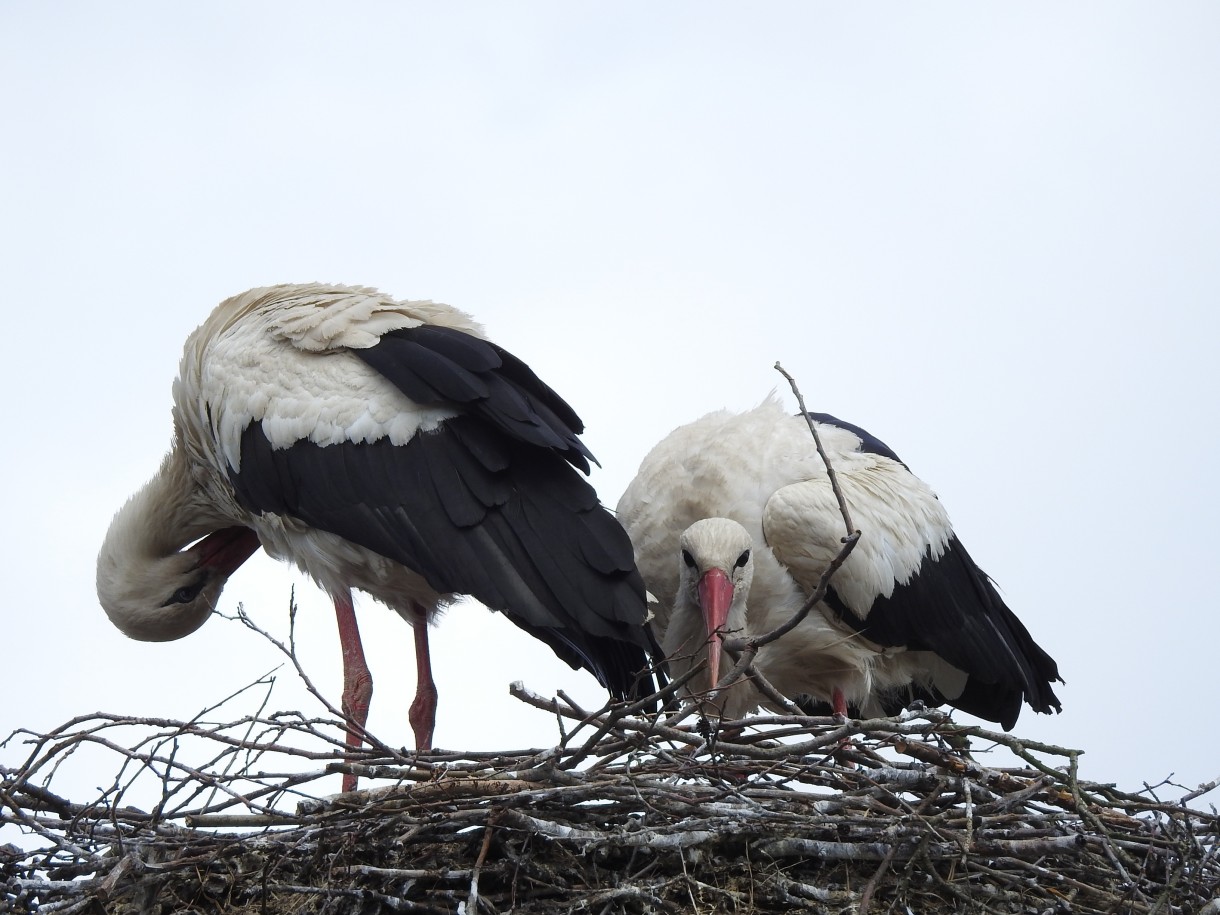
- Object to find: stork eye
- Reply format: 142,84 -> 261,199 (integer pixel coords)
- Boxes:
681,549 -> 696,568
734,549 -> 751,569
165,578 -> 206,607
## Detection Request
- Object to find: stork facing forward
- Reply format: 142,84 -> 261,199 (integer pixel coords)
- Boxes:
97,283 -> 659,788
617,396 -> 1061,729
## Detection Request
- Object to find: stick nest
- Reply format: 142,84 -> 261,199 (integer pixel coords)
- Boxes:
2,682 -> 1218,915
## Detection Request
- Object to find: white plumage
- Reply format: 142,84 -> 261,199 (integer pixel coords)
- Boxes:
617,396 -> 1061,729
98,283 -> 658,789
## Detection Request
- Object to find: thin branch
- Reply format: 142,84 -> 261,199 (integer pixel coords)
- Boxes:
719,363 -> 860,665
3,596 -> 1215,913
775,360 -> 855,536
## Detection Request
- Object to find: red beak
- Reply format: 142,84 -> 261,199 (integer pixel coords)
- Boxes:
697,567 -> 735,688
194,526 -> 261,577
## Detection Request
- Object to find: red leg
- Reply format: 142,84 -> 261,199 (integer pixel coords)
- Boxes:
830,686 -> 858,765
832,686 -> 848,718
409,613 -> 437,752
333,590 -> 372,792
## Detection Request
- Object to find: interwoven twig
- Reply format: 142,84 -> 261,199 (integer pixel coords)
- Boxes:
3,682 -> 1217,914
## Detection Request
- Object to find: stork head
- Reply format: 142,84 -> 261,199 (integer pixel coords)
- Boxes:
97,459 -> 261,641
677,518 -> 755,690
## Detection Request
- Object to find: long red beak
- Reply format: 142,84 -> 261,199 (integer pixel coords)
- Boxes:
194,526 -> 261,577
697,567 -> 735,688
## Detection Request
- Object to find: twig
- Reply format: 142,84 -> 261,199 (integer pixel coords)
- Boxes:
775,360 -> 855,536
466,815 -> 497,914
719,364 -> 860,664
3,620 -> 1216,913
227,598 -> 401,761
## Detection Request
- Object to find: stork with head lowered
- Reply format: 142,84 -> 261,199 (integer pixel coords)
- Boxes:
97,283 -> 660,789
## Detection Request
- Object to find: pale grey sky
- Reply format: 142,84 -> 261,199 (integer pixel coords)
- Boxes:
2,4 -> 1217,810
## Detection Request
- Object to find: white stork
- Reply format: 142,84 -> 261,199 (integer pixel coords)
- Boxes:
97,283 -> 659,788
617,396 -> 1062,729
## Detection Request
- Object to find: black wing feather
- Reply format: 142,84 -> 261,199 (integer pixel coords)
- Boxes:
826,536 -> 1062,730
231,417 -> 659,701
805,412 -> 1062,730
354,325 -> 594,471
229,323 -> 660,698
804,411 -> 908,468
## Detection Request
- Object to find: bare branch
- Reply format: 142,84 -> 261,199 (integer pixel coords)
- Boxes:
3,595 -> 1215,913
775,360 -> 855,536
716,365 -> 860,680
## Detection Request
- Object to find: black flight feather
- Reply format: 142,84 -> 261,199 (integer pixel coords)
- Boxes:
805,412 -> 1061,730
354,325 -> 594,472
230,323 -> 664,701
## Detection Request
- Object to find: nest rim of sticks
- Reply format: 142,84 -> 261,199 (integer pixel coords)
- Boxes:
3,679 -> 1219,915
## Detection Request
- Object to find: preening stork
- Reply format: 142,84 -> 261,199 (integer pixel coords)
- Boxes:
617,396 -> 1062,730
97,283 -> 659,788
